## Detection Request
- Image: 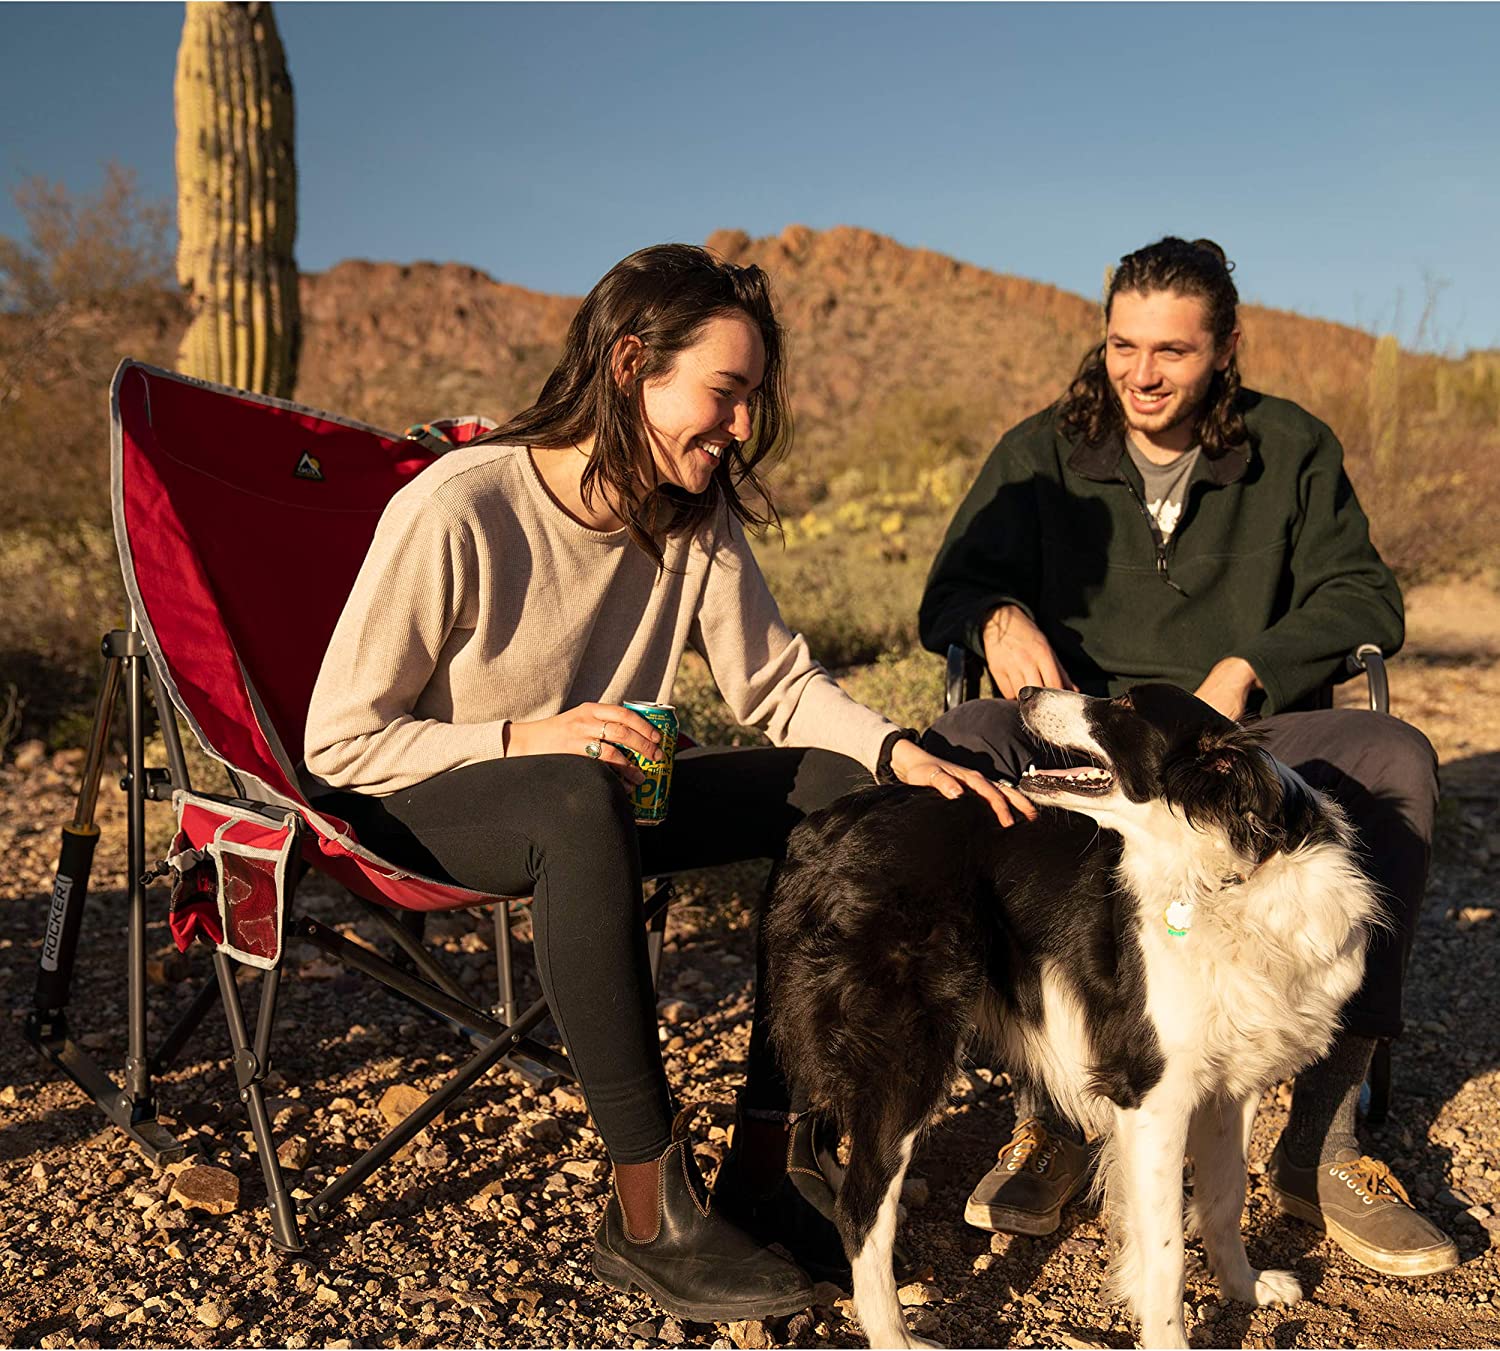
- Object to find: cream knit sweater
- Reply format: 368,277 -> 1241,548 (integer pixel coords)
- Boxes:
303,443 -> 898,795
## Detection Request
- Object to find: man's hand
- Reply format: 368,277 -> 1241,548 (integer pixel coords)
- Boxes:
888,738 -> 1038,828
980,604 -> 1078,699
1194,657 -> 1261,722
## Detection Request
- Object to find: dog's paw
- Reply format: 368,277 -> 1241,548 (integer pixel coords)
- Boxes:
1217,1266 -> 1302,1306
1252,1269 -> 1303,1306
1220,1268 -> 1301,1307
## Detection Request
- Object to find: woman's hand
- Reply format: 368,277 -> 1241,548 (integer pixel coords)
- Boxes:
505,702 -> 663,786
889,738 -> 1037,828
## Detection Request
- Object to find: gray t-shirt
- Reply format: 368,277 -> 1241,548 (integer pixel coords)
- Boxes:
1126,438 -> 1200,541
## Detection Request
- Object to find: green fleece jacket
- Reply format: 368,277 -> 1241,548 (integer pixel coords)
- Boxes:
918,390 -> 1404,715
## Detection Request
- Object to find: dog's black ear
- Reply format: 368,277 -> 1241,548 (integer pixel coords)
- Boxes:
1166,726 -> 1285,861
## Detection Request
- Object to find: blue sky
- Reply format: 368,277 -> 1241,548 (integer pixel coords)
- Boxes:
5,2 -> 1498,353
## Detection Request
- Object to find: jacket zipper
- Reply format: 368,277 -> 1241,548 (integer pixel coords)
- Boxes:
1119,475 -> 1188,596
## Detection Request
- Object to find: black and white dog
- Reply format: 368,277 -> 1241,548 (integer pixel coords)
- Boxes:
765,684 -> 1380,1348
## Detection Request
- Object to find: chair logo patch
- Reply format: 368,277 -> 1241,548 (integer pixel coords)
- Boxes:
294,451 -> 324,482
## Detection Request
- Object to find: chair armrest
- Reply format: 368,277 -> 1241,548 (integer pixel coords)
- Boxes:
945,644 -> 985,711
1348,644 -> 1390,715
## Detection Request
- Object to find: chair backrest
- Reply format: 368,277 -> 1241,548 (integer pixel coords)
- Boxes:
113,361 -> 493,800
114,361 -> 506,913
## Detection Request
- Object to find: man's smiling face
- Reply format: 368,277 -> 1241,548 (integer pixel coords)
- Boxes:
1104,289 -> 1237,454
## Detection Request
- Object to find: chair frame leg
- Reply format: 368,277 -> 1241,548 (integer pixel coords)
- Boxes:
213,950 -> 302,1251
25,623 -> 189,1164
1364,1039 -> 1393,1126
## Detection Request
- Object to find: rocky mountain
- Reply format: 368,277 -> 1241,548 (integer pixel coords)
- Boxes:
287,225 -> 1407,495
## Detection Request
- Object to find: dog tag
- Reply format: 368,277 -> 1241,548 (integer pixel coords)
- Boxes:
1164,900 -> 1194,938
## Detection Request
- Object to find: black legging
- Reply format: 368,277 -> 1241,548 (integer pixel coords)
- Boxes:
316,746 -> 869,1163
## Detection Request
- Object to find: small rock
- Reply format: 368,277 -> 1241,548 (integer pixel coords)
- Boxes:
562,1158 -> 606,1182
907,1308 -> 942,1336
1057,1336 -> 1109,1350
1059,1237 -> 1100,1256
101,1300 -> 131,1318
378,1084 -> 440,1129
195,1301 -> 225,1329
169,1164 -> 239,1216
900,1176 -> 930,1208
146,952 -> 190,986
1436,1186 -> 1475,1209
627,1320 -> 659,1340
526,1116 -> 564,1145
658,998 -> 700,1026
277,1136 -> 312,1171
728,1319 -> 770,1350
315,1285 -> 339,1304
1459,906 -> 1496,924
783,1312 -> 813,1341
973,1253 -> 999,1272
12,739 -> 45,772
811,1280 -> 845,1307
0,1086 -> 18,1107
1467,1204 -> 1492,1221
899,1280 -> 939,1306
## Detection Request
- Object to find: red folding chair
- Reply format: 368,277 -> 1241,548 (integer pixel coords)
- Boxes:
26,360 -> 674,1251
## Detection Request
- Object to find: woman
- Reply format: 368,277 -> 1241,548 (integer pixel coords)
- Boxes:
304,244 -> 1031,1320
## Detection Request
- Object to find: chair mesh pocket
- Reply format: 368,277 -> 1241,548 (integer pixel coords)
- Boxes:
174,793 -> 299,969
212,840 -> 287,964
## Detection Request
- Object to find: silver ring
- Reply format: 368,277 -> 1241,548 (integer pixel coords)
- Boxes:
584,740 -> 602,759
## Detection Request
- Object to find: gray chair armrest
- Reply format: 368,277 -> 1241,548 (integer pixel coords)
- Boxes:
945,644 -> 985,712
1348,644 -> 1390,715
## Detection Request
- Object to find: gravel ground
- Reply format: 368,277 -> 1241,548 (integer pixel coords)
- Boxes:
2,581 -> 1498,1350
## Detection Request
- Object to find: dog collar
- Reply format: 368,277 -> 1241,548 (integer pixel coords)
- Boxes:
1164,899 -> 1195,937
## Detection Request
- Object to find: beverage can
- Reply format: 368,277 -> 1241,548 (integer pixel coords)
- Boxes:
621,701 -> 678,826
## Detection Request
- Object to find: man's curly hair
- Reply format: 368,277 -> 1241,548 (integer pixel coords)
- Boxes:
1057,237 -> 1248,455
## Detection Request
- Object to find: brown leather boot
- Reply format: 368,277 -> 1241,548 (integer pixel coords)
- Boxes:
963,1116 -> 1092,1236
593,1113 -> 814,1320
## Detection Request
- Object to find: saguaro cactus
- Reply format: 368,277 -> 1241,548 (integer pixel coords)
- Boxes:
1368,334 -> 1400,475
174,1 -> 299,397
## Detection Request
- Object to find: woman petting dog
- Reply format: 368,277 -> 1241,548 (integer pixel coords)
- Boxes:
302,245 -> 1028,1321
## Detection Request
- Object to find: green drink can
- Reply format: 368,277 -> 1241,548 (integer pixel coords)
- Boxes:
622,701 -> 678,826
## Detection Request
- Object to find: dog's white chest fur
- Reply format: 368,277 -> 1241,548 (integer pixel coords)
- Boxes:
1126,829 -> 1371,1102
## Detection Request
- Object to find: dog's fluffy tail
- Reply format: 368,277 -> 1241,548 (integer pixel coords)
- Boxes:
762,785 -> 990,1253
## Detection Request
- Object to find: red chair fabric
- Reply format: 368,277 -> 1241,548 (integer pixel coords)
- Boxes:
113,360 -> 504,913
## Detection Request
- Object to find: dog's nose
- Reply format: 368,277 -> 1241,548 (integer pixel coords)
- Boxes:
1018,686 -> 1038,703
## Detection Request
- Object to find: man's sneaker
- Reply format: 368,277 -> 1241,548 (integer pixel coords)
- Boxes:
1268,1142 -> 1460,1278
964,1116 -> 1092,1236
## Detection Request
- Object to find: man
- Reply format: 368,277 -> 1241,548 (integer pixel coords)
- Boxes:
918,237 -> 1454,1278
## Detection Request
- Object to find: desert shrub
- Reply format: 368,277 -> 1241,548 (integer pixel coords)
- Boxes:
0,524 -> 126,751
